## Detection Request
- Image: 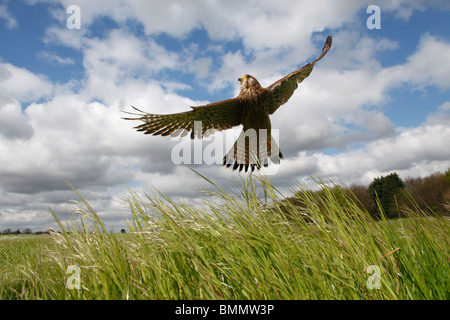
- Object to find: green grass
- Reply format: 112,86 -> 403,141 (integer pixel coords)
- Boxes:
0,234 -> 56,299
0,173 -> 448,300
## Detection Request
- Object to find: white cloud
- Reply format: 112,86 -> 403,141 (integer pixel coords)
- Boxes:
82,29 -> 181,80
0,96 -> 134,195
0,99 -> 34,139
437,101 -> 450,112
278,100 -> 450,188
0,63 -> 54,103
269,32 -> 450,159
0,64 -> 35,139
382,34 -> 450,92
43,25 -> 85,50
37,51 -> 75,65
0,4 -> 18,29
378,0 -> 450,21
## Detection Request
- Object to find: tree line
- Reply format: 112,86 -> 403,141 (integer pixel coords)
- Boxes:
1,228 -> 50,235
288,169 -> 450,220
1,228 -> 128,235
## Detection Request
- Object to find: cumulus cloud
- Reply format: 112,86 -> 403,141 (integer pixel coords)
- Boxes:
269,32 -> 450,160
0,63 -> 54,103
0,99 -> 34,139
385,34 -> 450,90
83,30 -> 180,80
316,109 -> 450,185
0,65 -> 35,139
0,95 -> 140,194
268,105 -> 450,191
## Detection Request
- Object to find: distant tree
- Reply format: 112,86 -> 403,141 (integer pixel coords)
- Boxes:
346,184 -> 376,214
285,169 -> 449,221
368,172 -> 405,219
23,228 -> 33,234
404,171 -> 450,215
121,229 -> 127,234
404,176 -> 423,196
13,229 -> 21,235
418,172 -> 448,214
445,168 -> 450,214
2,228 -> 12,235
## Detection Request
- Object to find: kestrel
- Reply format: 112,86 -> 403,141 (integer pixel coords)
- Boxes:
125,36 -> 332,172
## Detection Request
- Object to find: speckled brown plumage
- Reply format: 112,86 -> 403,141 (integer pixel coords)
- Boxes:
124,36 -> 332,172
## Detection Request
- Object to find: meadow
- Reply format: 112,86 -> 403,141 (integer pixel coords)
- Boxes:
0,173 -> 448,300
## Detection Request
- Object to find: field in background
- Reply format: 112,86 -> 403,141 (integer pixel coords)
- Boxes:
0,174 -> 448,300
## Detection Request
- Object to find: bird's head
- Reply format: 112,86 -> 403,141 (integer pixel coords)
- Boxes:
238,74 -> 261,90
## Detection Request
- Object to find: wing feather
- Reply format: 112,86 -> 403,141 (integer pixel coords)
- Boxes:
266,36 -> 332,114
123,98 -> 244,139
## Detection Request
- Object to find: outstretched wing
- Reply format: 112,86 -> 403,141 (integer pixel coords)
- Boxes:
266,36 -> 332,115
123,98 -> 244,139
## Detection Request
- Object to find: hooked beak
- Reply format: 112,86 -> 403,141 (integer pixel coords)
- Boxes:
238,77 -> 243,83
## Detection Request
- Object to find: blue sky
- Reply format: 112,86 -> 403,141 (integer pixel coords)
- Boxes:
1,0 -> 450,231
2,1 -> 448,125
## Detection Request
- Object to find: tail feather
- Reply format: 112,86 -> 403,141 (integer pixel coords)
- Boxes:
222,129 -> 283,173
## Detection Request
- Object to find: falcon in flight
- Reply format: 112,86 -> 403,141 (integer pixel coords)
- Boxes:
125,36 -> 332,172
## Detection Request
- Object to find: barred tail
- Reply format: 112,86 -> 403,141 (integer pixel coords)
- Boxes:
222,129 -> 283,173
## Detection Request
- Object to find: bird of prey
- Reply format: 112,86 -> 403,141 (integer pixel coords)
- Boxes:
124,36 -> 332,173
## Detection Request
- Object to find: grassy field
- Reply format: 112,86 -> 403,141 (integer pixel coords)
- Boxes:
0,174 -> 448,300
